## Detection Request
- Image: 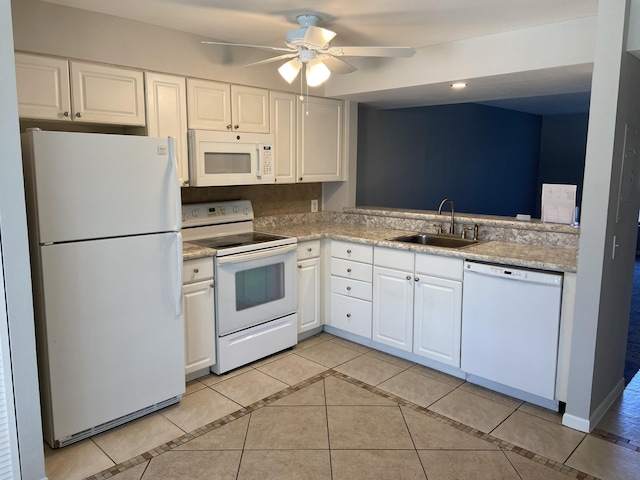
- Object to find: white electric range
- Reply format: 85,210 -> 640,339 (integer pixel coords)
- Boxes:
181,200 -> 298,374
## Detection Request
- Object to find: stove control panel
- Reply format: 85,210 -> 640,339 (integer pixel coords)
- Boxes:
182,200 -> 253,227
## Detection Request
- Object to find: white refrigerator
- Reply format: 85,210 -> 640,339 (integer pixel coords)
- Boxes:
21,130 -> 184,448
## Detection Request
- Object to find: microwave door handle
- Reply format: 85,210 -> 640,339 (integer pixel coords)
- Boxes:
256,146 -> 262,177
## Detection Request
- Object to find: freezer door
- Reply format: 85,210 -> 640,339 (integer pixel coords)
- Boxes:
23,130 -> 180,244
37,232 -> 184,443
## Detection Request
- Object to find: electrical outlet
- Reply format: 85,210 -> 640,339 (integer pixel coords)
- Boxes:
311,199 -> 318,213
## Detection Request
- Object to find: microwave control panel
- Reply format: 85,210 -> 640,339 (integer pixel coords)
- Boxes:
260,145 -> 274,179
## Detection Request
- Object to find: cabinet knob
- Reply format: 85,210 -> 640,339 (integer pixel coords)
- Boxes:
193,268 -> 199,273
415,277 -> 420,282
226,124 -> 232,129
234,124 -> 239,129
209,283 -> 214,288
346,313 -> 351,318
347,268 -> 352,273
307,247 -> 312,252
406,275 -> 412,280
346,286 -> 351,291
299,177 -> 303,181
75,112 -> 82,118
347,249 -> 352,254
62,111 -> 69,117
298,265 -> 302,269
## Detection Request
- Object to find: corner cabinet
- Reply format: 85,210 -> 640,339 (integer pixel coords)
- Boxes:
297,96 -> 343,182
182,258 -> 216,375
297,240 -> 322,333
187,79 -> 269,133
145,72 -> 189,187
15,53 -> 145,126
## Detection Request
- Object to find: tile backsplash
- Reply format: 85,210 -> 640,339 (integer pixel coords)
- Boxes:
181,183 -> 323,217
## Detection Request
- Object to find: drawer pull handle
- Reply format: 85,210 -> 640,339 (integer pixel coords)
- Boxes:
193,268 -> 199,273
346,286 -> 351,291
346,313 -> 351,318
307,247 -> 312,252
347,249 -> 352,254
347,268 -> 352,273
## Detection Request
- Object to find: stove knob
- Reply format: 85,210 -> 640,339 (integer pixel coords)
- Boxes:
191,209 -> 199,217
243,207 -> 249,215
233,205 -> 239,213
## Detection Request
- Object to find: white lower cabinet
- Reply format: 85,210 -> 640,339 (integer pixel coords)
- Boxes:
373,247 -> 463,367
297,240 -> 322,334
328,240 -> 373,338
182,258 -> 216,375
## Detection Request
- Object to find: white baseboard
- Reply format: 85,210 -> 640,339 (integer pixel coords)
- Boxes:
562,377 -> 625,432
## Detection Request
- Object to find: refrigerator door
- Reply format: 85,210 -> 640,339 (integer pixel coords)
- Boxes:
23,130 -> 180,244
38,232 -> 184,443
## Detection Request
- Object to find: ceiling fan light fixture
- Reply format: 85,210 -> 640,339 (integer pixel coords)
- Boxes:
278,58 -> 302,83
306,59 -> 331,87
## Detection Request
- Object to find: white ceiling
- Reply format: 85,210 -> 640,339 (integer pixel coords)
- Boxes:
41,0 -> 599,113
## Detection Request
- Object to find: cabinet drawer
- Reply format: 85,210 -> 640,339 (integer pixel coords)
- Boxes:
330,293 -> 372,338
183,258 -> 214,283
415,254 -> 463,281
331,240 -> 373,263
331,258 -> 372,282
374,246 -> 414,270
331,276 -> 372,301
297,239 -> 321,259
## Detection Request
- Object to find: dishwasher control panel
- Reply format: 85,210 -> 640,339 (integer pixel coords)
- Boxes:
464,261 -> 562,286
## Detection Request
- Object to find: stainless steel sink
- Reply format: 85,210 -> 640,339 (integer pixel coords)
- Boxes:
390,233 -> 481,249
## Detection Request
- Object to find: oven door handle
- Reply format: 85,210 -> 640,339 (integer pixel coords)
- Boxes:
216,243 -> 297,265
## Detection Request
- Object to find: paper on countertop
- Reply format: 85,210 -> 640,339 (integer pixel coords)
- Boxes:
541,184 -> 576,224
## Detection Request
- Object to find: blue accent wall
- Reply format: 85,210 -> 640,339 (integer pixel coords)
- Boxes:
356,103 -> 587,218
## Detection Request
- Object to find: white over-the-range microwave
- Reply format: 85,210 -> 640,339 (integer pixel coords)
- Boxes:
187,130 -> 275,186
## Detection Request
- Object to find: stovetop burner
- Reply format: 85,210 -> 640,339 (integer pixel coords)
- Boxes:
189,231 -> 290,250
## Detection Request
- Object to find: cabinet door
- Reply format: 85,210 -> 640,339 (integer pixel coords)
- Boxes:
330,293 -> 372,338
182,279 -> 216,375
231,85 -> 269,133
186,78 -> 231,131
298,257 -> 321,333
297,96 -> 343,182
15,53 -> 71,121
270,91 -> 297,183
413,275 -> 462,367
373,266 -> 414,352
145,72 -> 189,187
70,61 -> 145,125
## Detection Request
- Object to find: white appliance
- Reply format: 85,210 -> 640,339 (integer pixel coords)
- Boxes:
461,261 -> 563,408
182,201 -> 297,374
21,129 -> 184,448
188,130 -> 275,186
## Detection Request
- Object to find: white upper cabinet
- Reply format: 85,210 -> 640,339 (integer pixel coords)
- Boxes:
16,54 -> 145,125
270,91 -> 297,184
297,96 -> 343,183
187,79 -> 269,133
15,53 -> 71,121
69,61 -> 145,125
145,72 -> 189,187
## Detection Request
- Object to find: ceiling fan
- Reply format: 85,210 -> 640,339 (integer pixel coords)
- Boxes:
202,14 -> 416,86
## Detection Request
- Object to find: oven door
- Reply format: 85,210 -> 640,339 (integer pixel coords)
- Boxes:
215,243 -> 297,336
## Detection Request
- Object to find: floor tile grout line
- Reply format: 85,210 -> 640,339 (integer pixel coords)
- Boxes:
397,403 -> 430,479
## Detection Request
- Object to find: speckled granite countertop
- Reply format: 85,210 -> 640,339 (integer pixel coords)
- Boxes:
259,221 -> 577,273
182,221 -> 577,273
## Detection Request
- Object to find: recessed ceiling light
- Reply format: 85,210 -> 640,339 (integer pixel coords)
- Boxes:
451,82 -> 467,89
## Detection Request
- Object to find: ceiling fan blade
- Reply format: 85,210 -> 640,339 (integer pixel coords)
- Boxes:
326,46 -> 416,58
317,54 -> 357,74
243,53 -> 299,68
302,25 -> 337,49
201,40 -> 297,53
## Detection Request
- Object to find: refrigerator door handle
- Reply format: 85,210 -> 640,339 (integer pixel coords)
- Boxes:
176,232 -> 183,316
167,137 -> 182,229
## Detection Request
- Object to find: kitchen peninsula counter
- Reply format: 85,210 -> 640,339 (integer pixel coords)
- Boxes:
259,221 -> 577,273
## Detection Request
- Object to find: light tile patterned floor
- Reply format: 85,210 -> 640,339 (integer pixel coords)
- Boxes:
43,333 -> 640,480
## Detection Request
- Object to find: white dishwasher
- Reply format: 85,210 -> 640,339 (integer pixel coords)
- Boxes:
461,261 -> 563,403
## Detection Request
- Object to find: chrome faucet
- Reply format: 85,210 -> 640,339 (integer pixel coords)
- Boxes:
437,198 -> 455,235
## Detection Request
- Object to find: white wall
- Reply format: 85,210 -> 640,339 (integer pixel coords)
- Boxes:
564,0 -> 640,432
0,0 -> 47,478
